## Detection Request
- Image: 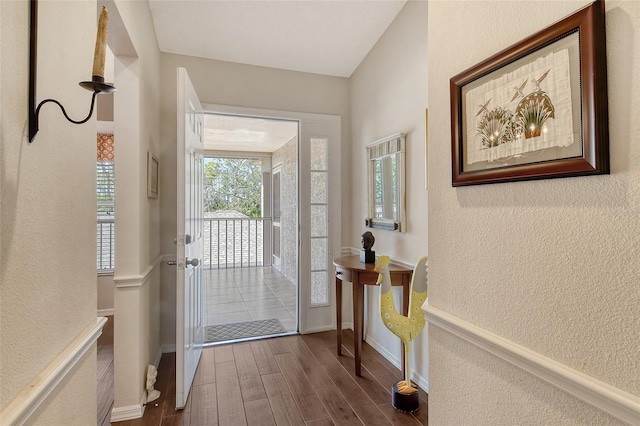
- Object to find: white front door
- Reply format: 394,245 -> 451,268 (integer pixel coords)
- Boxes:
176,67 -> 204,409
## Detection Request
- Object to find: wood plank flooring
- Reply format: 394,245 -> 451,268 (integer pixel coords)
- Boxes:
97,316 -> 115,426
107,329 -> 427,426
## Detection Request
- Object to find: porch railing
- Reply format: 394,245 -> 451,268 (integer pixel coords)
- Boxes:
204,217 -> 270,269
96,216 -> 268,271
97,216 -> 115,271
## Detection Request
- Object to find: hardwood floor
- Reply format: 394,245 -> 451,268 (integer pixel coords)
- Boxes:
97,315 -> 115,426
104,327 -> 427,426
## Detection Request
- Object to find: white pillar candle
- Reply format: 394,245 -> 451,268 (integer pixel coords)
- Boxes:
92,6 -> 108,79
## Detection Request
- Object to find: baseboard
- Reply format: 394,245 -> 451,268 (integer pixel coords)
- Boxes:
364,334 -> 430,393
162,344 -> 176,354
341,321 -> 353,330
424,304 -> 640,425
97,308 -> 114,317
1,317 -> 107,425
302,325 -> 335,334
110,396 -> 146,422
364,334 -> 401,370
154,347 -> 163,369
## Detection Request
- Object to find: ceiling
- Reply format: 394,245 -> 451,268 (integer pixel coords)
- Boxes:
204,114 -> 298,152
148,0 -> 407,78
148,0 -> 407,152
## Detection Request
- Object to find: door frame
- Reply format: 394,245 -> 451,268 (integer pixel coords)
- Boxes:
202,104 -> 342,334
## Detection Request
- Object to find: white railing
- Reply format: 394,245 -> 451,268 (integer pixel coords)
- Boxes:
97,216 -> 115,271
204,217 -> 270,269
96,216 -> 268,271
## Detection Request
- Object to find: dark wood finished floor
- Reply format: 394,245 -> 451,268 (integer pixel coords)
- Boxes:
104,327 -> 427,426
97,315 -> 115,426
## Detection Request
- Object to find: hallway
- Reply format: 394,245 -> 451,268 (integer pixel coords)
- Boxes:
112,329 -> 428,426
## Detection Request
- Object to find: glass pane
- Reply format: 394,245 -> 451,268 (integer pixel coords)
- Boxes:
311,205 -> 327,237
311,271 -> 328,305
311,172 -> 327,204
311,238 -> 327,271
311,138 -> 327,170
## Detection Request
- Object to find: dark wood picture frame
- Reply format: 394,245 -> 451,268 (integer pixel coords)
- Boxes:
450,0 -> 609,186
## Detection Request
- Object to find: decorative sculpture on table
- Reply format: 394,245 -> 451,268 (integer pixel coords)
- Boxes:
360,231 -> 376,263
376,255 -> 428,412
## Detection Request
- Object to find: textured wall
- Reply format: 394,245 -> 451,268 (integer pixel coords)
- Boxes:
0,0 -> 98,421
107,0 -> 163,410
348,0 -> 429,383
272,136 -> 298,285
427,1 -> 640,424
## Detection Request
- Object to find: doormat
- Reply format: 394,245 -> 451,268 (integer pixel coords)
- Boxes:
205,318 -> 286,343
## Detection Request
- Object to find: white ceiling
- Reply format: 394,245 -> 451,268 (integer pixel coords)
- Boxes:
147,0 -> 407,78
148,0 -> 407,152
204,114 -> 298,152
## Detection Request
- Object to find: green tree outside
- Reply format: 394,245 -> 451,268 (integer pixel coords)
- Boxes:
204,158 -> 262,217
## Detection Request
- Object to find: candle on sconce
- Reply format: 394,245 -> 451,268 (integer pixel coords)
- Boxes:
92,6 -> 109,80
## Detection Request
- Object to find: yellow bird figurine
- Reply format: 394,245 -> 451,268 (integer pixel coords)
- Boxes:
376,255 -> 428,394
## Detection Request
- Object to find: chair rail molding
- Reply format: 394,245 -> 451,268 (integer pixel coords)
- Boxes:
423,304 -> 640,425
0,317 -> 107,426
113,254 -> 164,288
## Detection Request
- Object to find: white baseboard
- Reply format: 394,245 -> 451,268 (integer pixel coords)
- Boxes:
364,334 -> 401,369
154,347 -> 163,369
1,318 -> 107,425
110,398 -> 145,422
97,308 -> 114,317
162,344 -> 176,354
303,325 -> 335,334
424,304 -> 640,425
341,321 -> 353,330
364,334 -> 430,393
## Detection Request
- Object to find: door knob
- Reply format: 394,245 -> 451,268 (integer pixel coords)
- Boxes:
186,258 -> 199,267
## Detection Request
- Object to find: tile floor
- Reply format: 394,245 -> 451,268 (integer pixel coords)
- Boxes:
203,266 -> 297,332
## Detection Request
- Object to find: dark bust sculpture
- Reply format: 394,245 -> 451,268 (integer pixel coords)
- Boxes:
360,231 -> 376,263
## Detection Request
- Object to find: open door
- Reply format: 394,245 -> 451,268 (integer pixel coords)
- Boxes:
176,67 -> 204,409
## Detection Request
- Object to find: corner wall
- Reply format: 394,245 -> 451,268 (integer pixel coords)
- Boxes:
348,0 -> 429,386
1,1 -> 98,424
427,1 -> 640,424
106,0 -> 163,417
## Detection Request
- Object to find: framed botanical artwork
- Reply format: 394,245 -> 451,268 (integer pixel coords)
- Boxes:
450,0 -> 609,186
147,151 -> 159,199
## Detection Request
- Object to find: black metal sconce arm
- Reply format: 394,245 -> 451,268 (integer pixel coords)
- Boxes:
28,0 -> 116,143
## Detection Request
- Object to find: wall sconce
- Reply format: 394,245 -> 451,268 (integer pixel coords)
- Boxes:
28,0 -> 116,143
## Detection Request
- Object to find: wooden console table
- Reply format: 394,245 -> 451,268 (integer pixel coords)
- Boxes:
333,255 -> 413,376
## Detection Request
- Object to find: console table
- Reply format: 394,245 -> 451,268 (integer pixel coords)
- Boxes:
333,255 -> 413,376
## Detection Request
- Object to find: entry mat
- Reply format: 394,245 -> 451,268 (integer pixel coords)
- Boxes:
205,318 -> 286,343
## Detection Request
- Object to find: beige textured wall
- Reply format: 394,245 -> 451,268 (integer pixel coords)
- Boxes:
0,0 -> 98,422
349,0 -> 429,383
427,1 -> 640,424
272,136 -> 298,285
158,54 -> 350,346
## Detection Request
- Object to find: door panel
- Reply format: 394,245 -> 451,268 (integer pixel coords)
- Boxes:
176,67 -> 204,409
298,118 -> 341,333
